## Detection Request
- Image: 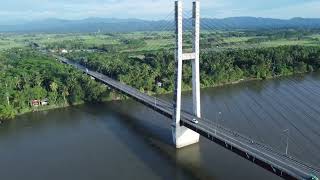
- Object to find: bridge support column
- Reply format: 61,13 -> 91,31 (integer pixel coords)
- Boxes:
172,0 -> 201,149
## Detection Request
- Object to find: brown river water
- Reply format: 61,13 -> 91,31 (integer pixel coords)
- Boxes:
0,73 -> 320,180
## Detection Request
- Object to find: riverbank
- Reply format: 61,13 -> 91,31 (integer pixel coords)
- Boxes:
1,71 -> 307,122
0,91 -> 129,122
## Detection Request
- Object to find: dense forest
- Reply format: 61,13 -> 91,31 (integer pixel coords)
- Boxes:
65,46 -> 320,94
0,48 -> 108,120
1,45 -> 320,120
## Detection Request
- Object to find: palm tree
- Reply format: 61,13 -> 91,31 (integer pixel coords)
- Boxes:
50,81 -> 58,92
62,87 -> 69,105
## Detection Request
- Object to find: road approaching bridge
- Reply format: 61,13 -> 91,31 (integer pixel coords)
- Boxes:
52,54 -> 319,180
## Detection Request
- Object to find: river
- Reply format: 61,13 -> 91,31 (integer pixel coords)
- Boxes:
0,73 -> 320,180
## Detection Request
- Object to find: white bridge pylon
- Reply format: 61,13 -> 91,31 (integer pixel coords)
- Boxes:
172,0 -> 201,148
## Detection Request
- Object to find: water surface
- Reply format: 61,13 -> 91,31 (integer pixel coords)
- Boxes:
1,73 -> 320,180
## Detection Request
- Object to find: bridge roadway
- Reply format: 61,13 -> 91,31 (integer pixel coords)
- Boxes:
54,54 -> 319,180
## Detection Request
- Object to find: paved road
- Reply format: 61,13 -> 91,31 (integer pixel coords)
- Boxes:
54,54 -> 319,180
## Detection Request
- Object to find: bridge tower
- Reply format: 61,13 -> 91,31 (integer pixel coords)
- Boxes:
172,0 -> 201,148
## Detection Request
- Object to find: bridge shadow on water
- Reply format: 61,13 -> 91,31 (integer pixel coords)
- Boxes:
96,100 -> 280,180
92,100 -> 218,180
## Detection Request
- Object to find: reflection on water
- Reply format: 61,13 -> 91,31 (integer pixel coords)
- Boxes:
1,73 -> 320,180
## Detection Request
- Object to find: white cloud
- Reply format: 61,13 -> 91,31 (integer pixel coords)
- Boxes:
0,0 -> 319,24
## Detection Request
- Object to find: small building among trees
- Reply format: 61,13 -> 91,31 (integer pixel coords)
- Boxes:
31,99 -> 49,107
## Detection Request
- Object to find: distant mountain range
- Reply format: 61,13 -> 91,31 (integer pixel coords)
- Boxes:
1,17 -> 320,33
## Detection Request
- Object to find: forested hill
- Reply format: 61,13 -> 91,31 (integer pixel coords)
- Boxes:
1,17 -> 320,33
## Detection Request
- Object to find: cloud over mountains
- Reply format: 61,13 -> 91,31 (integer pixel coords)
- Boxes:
0,0 -> 319,24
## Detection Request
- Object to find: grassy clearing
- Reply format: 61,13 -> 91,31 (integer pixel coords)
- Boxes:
259,39 -> 319,47
223,36 -> 254,43
1,30 -> 320,51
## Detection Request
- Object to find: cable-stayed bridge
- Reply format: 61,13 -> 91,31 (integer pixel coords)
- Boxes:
52,54 -> 319,180
41,0 -> 320,179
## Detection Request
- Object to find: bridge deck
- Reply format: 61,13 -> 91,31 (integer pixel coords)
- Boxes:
55,55 -> 319,180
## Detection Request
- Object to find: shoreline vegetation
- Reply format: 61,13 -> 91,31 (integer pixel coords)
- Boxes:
0,72 -> 293,121
1,45 -> 320,121
13,76 -> 251,118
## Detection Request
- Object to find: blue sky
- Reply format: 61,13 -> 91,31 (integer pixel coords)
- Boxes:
0,0 -> 319,24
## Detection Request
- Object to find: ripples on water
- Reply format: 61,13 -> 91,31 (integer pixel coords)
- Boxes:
0,73 -> 319,180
